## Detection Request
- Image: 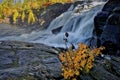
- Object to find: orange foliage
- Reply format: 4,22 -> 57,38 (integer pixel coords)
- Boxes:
42,2 -> 53,7
59,43 -> 105,79
67,0 -> 72,3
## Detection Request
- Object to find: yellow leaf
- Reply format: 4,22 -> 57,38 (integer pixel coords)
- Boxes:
73,78 -> 77,80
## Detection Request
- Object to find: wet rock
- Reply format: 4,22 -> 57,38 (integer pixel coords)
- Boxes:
88,55 -> 120,80
0,41 -> 60,80
0,50 -> 14,69
52,26 -> 63,34
0,41 -> 120,80
102,0 -> 120,12
94,0 -> 120,55
38,3 -> 72,29
42,57 -> 62,78
90,64 -> 120,80
113,7 -> 120,13
0,23 -> 30,37
94,11 -> 110,36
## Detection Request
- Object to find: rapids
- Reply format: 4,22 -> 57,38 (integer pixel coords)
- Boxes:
0,2 -> 105,48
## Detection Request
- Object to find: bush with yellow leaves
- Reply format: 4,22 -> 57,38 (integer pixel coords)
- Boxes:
28,9 -> 36,24
21,11 -> 25,23
59,43 -> 105,80
13,9 -> 19,24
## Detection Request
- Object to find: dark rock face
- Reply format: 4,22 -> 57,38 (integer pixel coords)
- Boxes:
102,0 -> 120,11
0,41 -> 120,80
38,3 -> 72,29
94,0 -> 120,56
0,41 -> 61,80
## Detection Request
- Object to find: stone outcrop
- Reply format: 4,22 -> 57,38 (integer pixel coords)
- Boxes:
0,41 -> 120,80
0,41 -> 61,80
94,0 -> 120,56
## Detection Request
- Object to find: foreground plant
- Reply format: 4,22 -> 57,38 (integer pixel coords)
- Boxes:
59,43 -> 105,80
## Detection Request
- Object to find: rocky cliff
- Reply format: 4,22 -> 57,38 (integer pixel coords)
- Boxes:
94,0 -> 120,56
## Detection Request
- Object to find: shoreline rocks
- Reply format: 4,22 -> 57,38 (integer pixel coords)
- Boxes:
0,41 -> 61,80
94,0 -> 120,56
0,41 -> 120,80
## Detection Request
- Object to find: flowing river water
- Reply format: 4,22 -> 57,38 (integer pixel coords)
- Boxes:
0,2 -> 105,48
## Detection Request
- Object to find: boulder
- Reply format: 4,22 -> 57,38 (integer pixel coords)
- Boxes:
94,0 -> 120,55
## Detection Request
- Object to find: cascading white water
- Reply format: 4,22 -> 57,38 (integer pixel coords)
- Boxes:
0,2 -> 104,48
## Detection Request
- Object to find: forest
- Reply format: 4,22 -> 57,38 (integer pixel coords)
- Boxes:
0,0 -> 71,24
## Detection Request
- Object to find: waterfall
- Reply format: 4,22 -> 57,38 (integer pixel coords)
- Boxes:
0,2 -> 104,48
